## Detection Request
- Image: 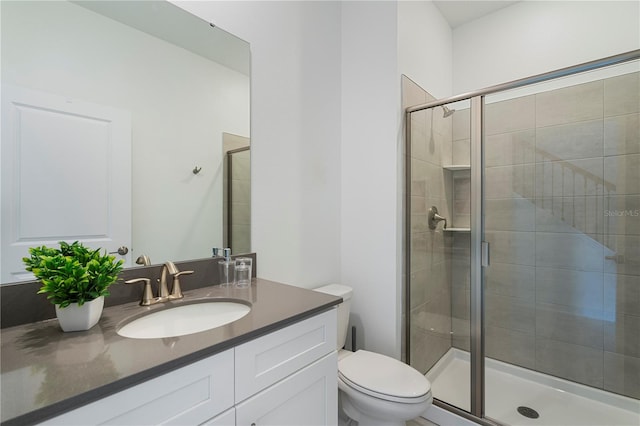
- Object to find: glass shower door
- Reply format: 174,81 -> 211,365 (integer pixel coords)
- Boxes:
404,73 -> 475,416
482,63 -> 640,425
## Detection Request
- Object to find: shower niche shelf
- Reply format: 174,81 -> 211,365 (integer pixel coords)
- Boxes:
443,164 -> 470,171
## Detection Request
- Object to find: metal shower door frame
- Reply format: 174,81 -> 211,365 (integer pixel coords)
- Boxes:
404,49 -> 640,424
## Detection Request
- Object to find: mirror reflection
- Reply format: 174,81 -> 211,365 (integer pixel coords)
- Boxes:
1,0 -> 251,283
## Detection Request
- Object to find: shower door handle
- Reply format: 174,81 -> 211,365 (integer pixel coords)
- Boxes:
481,241 -> 490,267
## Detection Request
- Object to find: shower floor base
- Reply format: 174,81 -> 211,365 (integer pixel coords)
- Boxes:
425,348 -> 640,426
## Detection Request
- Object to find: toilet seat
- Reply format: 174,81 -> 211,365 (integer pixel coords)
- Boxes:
338,350 -> 431,404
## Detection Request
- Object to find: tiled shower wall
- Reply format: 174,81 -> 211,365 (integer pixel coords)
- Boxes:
451,71 -> 640,399
403,76 -> 453,374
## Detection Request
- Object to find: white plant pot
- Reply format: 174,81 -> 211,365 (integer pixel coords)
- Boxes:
55,296 -> 104,332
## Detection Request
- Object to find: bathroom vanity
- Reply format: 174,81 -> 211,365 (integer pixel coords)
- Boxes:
0,279 -> 340,425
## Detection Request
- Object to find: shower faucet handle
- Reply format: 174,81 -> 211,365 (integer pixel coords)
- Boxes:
428,206 -> 447,230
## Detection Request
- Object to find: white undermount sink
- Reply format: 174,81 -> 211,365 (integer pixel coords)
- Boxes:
117,300 -> 251,339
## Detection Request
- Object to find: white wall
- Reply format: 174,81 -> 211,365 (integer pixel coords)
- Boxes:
178,0 -> 454,359
341,1 -> 401,357
175,1 -> 342,288
453,0 -> 640,94
398,0 -> 453,100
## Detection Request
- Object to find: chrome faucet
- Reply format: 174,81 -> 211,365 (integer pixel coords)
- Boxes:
125,261 -> 194,306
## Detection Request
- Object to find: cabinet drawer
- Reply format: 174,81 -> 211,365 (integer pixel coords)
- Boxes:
40,349 -> 234,426
235,308 -> 336,402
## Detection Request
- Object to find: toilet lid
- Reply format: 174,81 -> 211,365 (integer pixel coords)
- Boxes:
338,350 -> 431,402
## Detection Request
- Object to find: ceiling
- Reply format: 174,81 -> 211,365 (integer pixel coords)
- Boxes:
433,1 -> 521,28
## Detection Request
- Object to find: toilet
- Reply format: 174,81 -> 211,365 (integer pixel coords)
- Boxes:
314,284 -> 432,426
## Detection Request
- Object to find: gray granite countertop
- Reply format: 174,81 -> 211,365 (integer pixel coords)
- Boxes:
0,279 -> 341,425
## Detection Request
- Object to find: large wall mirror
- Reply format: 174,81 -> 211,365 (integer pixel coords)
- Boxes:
1,1 -> 251,283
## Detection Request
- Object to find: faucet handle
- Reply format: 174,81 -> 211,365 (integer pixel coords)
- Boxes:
125,278 -> 155,306
169,270 -> 194,300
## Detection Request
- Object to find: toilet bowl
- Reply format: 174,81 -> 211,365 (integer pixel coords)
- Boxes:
314,284 -> 432,426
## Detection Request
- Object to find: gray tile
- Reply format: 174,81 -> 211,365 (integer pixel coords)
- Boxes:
485,198 -> 536,232
485,130 -> 536,167
536,302 -> 604,349
410,325 -> 451,374
605,195 -> 640,235
484,262 -> 535,302
452,108 -> 470,142
604,154 -> 640,195
604,72 -> 640,117
231,179 -> 250,203
402,75 -> 428,109
536,80 -> 603,128
411,299 -> 451,338
410,231 -> 428,273
604,273 -> 640,315
486,164 -> 535,199
486,293 -> 535,334
604,113 -> 640,156
535,232 -> 604,272
485,95 -> 535,135
603,234 -> 640,276
486,230 -> 536,266
410,112 -> 430,162
411,158 -> 429,193
536,337 -> 603,388
535,196 -> 604,235
231,202 -> 251,224
536,267 -> 604,311
603,351 -> 640,399
486,325 -> 535,369
604,313 -> 640,358
535,158 -> 604,198
410,268 -> 428,310
536,119 -> 604,162
452,138 -> 470,165
452,335 -> 470,351
451,288 -> 470,322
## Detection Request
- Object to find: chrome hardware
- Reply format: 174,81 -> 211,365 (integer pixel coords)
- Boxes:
136,254 -> 151,266
124,278 -> 156,306
169,269 -> 194,300
481,241 -> 490,267
428,206 -> 447,230
127,262 -> 194,306
212,247 -> 223,257
158,262 -> 179,300
110,246 -> 129,256
192,166 -> 202,174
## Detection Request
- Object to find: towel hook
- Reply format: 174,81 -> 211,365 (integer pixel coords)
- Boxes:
192,166 -> 202,175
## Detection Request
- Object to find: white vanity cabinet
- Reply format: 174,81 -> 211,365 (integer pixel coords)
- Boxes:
234,309 -> 338,425
38,309 -> 337,426
39,349 -> 235,426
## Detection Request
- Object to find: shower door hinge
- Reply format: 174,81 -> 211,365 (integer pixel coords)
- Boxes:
481,241 -> 490,267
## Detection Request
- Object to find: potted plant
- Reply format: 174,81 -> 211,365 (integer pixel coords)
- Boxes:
23,241 -> 124,332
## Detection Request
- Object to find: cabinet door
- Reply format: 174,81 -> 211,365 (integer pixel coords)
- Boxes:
236,351 -> 338,426
235,309 -> 337,402
39,350 -> 234,425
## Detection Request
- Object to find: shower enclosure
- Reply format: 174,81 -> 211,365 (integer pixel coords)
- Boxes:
404,50 -> 640,425
222,133 -> 251,255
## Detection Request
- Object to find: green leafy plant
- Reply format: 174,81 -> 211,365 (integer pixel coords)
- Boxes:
23,241 -> 124,308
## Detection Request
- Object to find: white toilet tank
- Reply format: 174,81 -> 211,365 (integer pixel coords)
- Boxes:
314,284 -> 352,350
